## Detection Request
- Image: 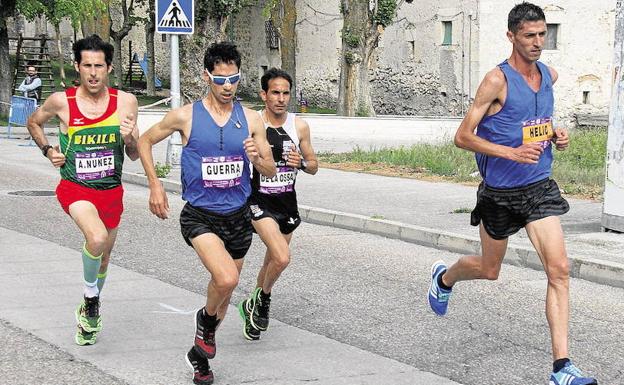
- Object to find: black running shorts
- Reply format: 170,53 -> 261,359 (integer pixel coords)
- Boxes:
470,178 -> 569,240
180,203 -> 253,259
248,200 -> 301,235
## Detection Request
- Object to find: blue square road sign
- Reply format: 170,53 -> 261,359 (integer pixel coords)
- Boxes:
156,0 -> 194,34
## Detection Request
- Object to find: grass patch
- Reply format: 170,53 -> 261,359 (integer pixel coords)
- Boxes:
321,142 -> 477,181
451,207 -> 472,214
137,95 -> 168,107
319,128 -> 607,200
552,127 -> 606,199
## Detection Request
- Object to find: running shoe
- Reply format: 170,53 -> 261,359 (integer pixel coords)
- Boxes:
75,296 -> 102,333
549,361 -> 598,385
74,324 -> 97,346
249,287 -> 270,331
193,308 -> 217,359
237,298 -> 260,341
185,346 -> 214,385
428,261 -> 452,316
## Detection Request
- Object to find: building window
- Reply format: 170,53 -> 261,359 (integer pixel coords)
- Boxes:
265,20 -> 280,49
407,39 -> 415,58
583,91 -> 590,104
442,21 -> 452,45
545,23 -> 559,50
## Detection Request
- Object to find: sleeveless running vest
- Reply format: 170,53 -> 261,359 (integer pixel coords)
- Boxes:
60,87 -> 124,190
181,101 -> 251,214
251,112 -> 299,214
476,60 -> 554,188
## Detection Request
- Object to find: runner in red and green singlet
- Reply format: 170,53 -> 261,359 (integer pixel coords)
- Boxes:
27,35 -> 139,346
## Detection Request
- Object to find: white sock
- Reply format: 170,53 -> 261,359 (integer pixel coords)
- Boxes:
83,282 -> 100,298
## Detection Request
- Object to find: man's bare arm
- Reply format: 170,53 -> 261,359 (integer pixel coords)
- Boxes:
27,92 -> 63,150
26,92 -> 67,167
293,117 -> 318,175
454,69 -> 543,164
244,109 -> 276,177
138,106 -> 189,219
118,92 -> 140,161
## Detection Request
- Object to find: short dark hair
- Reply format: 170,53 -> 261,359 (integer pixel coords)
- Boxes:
72,34 -> 114,65
261,68 -> 293,92
203,41 -> 241,72
508,2 -> 545,33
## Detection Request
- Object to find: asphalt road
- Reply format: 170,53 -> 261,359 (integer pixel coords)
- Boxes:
0,154 -> 622,385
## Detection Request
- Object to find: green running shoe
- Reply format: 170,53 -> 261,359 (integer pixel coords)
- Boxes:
250,288 -> 270,331
75,325 -> 97,346
75,296 -> 102,333
237,298 -> 260,341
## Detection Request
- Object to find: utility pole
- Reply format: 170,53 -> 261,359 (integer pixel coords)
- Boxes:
156,0 -> 194,168
602,0 -> 624,231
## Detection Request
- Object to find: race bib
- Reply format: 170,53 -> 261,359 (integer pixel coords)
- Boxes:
202,155 -> 244,188
75,150 -> 115,180
522,117 -> 553,147
259,166 -> 296,194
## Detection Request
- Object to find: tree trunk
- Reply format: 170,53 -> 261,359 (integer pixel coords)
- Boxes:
111,37 -> 122,88
218,15 -> 229,41
273,0 -> 297,112
145,1 -> 156,96
54,23 -> 66,87
179,14 -> 228,101
0,14 -> 12,115
82,0 -> 111,39
109,0 -> 135,88
337,0 -> 380,117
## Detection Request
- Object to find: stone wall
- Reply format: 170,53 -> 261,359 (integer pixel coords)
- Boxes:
13,0 -> 615,122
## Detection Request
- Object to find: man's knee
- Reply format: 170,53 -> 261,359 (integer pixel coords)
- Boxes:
546,258 -> 570,284
213,272 -> 239,294
85,230 -> 108,252
271,250 -> 290,271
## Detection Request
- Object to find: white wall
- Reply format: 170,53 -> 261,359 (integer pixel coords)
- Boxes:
477,0 -> 616,125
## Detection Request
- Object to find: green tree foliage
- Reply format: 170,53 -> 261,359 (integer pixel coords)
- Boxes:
18,0 -> 105,30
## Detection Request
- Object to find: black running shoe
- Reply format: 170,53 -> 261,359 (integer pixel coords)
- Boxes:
193,308 -> 218,359
237,298 -> 260,341
185,347 -> 214,385
250,288 -> 270,331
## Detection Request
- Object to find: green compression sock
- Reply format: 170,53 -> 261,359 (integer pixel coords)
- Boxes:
82,243 -> 102,291
97,269 -> 108,293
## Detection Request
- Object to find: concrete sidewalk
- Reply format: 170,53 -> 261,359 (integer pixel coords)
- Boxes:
119,139 -> 624,289
0,227 -> 461,385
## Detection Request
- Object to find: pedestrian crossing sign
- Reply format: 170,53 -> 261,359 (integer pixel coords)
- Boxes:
156,0 -> 194,34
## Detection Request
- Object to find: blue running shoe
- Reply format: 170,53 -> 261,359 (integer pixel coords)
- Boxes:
428,261 -> 452,316
549,361 -> 597,385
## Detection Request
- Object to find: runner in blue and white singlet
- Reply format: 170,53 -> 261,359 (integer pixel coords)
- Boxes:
138,42 -> 276,383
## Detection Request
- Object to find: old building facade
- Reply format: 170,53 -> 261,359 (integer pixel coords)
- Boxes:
11,0 -> 616,124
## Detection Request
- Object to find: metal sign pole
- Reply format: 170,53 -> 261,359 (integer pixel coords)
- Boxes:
602,0 -> 624,231
165,34 -> 182,167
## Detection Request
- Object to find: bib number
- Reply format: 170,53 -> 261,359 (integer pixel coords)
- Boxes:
259,166 -> 296,194
522,117 -> 553,147
75,150 -> 115,180
202,155 -> 244,188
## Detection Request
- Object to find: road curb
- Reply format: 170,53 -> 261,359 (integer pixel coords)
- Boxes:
123,171 -> 624,289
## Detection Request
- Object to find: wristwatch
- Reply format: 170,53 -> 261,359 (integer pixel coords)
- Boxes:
41,144 -> 53,157
299,159 -> 307,171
